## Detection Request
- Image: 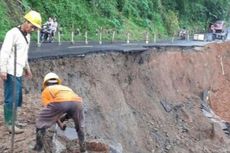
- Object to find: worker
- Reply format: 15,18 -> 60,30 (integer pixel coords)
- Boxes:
0,10 -> 42,134
33,72 -> 86,152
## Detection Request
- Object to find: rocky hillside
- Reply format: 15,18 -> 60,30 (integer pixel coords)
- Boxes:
0,42 -> 230,153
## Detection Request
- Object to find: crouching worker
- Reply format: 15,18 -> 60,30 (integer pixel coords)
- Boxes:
33,72 -> 86,152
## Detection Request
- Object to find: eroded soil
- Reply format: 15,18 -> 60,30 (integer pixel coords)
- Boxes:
0,42 -> 230,153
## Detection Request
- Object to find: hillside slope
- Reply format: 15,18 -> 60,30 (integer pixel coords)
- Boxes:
1,0 -> 230,41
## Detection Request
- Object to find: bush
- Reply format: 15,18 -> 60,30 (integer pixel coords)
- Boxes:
0,0 -> 230,41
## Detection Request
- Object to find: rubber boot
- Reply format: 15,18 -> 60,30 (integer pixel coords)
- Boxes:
78,130 -> 86,152
33,128 -> 45,152
4,104 -> 12,125
4,104 -> 24,134
79,141 -> 86,153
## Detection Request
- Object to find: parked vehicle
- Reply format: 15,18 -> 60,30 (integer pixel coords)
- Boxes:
210,20 -> 228,40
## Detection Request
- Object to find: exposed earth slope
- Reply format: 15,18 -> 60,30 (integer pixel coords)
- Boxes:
0,42 -> 230,153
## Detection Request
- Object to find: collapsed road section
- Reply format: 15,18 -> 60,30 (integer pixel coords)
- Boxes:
0,41 -> 230,153
28,40 -> 210,59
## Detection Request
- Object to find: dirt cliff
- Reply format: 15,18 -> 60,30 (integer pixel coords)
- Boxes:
0,41 -> 230,153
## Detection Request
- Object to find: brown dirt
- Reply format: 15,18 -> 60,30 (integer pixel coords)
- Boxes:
0,41 -> 230,153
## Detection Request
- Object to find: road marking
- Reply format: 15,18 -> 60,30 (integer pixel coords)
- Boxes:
68,45 -> 93,48
121,43 -> 139,46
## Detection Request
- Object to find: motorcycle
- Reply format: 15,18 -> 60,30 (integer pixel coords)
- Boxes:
40,24 -> 53,43
179,29 -> 187,40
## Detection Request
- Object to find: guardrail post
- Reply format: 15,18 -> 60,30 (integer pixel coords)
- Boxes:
58,31 -> 61,45
71,31 -> 74,44
111,31 -> 115,43
98,27 -> 102,44
153,32 -> 156,43
145,31 -> 149,44
85,31 -> 88,44
99,31 -> 102,44
187,32 -> 190,41
127,32 -> 130,44
37,30 -> 41,47
171,34 -> 175,43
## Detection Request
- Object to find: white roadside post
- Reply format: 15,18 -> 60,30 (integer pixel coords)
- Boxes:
71,31 -> 74,44
112,30 -> 115,43
85,31 -> 88,44
127,32 -> 130,44
145,31 -> 149,44
187,30 -> 190,41
99,27 -> 102,45
153,32 -> 156,43
99,32 -> 102,45
171,32 -> 175,43
71,25 -> 75,44
37,30 -> 41,47
76,28 -> 80,42
58,31 -> 61,45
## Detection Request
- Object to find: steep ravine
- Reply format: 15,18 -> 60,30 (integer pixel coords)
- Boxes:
0,42 -> 230,153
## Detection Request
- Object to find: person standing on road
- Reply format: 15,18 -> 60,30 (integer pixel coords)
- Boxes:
51,17 -> 58,38
33,72 -> 86,152
0,10 -> 42,134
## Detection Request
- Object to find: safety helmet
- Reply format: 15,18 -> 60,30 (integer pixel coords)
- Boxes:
24,10 -> 42,29
42,72 -> 61,89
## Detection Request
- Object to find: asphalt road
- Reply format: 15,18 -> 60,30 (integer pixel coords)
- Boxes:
28,39 -> 213,60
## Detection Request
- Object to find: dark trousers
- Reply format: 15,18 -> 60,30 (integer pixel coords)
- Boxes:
3,74 -> 22,125
36,101 -> 85,143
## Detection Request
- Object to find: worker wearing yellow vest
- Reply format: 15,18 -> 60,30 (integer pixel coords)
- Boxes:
0,10 -> 42,134
33,72 -> 86,152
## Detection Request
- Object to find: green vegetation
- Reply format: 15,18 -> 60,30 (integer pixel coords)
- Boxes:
0,0 -> 230,41
0,1 -> 14,38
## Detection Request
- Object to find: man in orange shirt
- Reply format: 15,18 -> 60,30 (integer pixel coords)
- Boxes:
33,72 -> 86,152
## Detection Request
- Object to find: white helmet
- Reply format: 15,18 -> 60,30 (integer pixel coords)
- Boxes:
42,72 -> 61,88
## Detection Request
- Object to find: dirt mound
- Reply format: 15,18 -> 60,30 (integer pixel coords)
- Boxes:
0,42 -> 230,153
